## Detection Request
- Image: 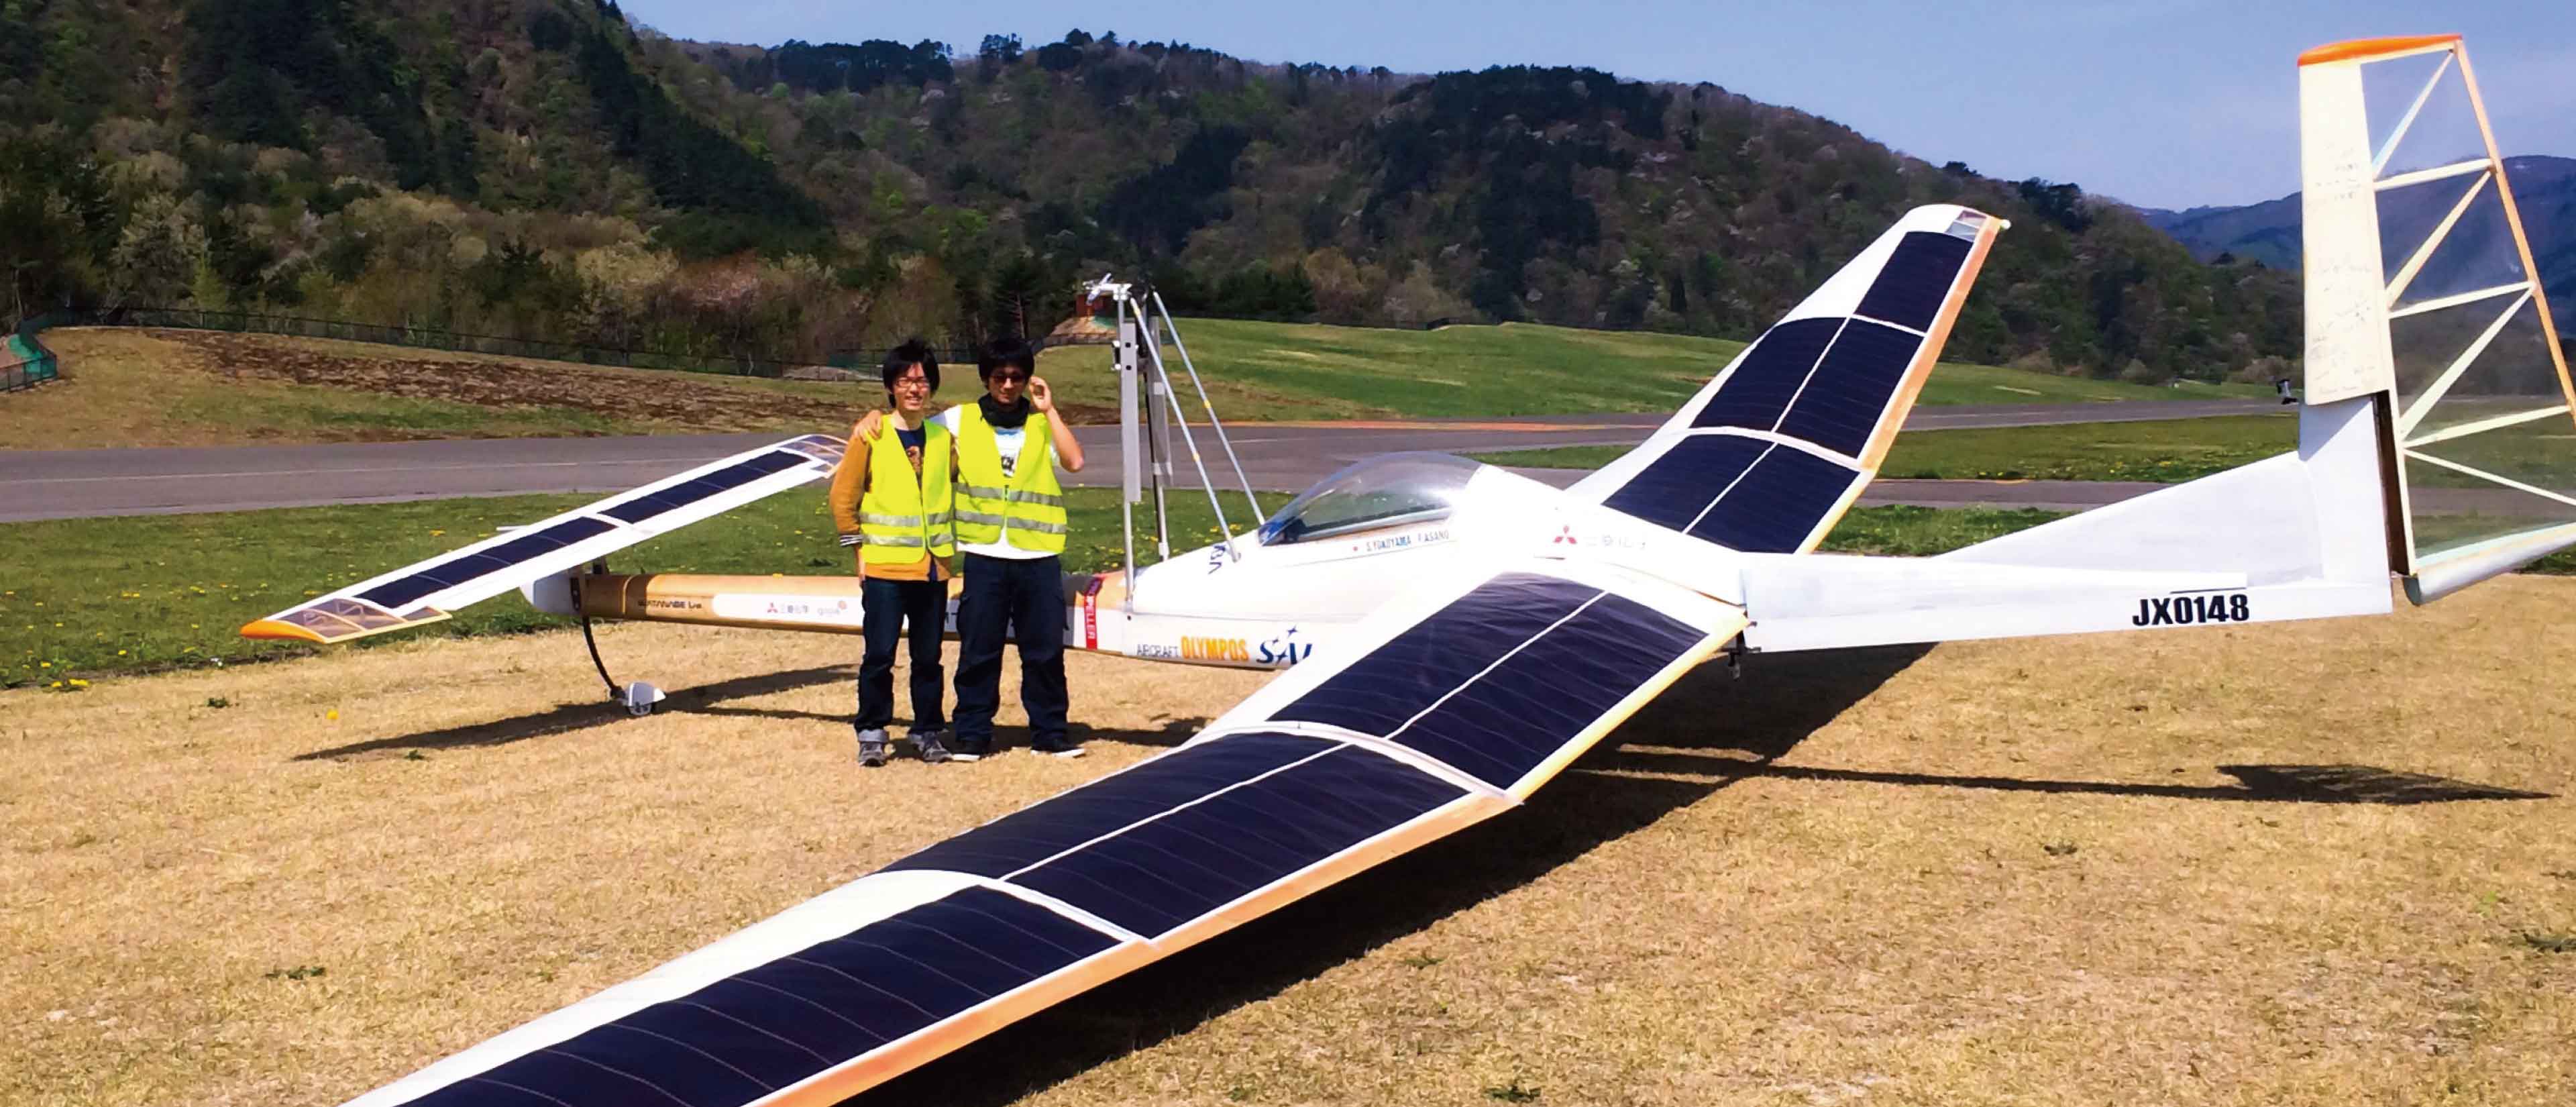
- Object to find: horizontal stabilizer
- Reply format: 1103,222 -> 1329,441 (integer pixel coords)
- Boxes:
241,435 -> 845,644
1570,204 -> 2004,554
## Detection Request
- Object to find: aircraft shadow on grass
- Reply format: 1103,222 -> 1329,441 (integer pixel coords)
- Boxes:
292,664 -> 1216,761
855,645 -> 1933,1107
288,644 -> 2546,1104
856,643 -> 2550,1107
289,664 -> 857,761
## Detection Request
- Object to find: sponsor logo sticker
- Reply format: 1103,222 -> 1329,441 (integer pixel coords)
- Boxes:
712,594 -> 862,625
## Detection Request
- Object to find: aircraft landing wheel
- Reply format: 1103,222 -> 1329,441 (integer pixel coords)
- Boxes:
621,681 -> 665,717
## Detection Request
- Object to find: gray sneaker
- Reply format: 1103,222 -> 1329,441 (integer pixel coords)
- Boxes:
856,729 -> 890,768
913,729 -> 973,764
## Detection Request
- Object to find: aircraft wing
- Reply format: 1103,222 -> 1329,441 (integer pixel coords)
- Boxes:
1568,204 -> 2004,554
241,435 -> 847,644
335,558 -> 1746,1107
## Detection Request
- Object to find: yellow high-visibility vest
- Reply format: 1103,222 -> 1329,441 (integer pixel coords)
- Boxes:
857,420 -> 957,568
953,406 -> 1067,554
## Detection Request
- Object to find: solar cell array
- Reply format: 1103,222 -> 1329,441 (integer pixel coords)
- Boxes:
358,564 -> 1730,1107
1273,572 -> 1706,790
1589,221 -> 1990,554
358,518 -> 615,610
395,887 -> 1118,1107
602,450 -> 808,525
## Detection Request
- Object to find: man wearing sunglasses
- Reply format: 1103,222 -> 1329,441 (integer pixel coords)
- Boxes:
922,337 -> 1089,759
830,339 -> 963,766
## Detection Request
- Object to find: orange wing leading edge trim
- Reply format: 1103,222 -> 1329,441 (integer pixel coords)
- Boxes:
2297,34 -> 2459,66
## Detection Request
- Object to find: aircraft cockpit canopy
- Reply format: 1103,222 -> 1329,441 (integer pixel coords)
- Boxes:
1257,452 -> 1482,545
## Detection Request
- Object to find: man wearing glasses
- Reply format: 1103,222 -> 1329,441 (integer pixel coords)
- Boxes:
830,339 -> 963,766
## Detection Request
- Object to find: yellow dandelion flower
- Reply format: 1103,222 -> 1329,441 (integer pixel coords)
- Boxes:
325,709 -> 339,721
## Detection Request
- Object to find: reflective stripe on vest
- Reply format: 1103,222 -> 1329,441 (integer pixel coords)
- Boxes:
953,406 -> 1068,554
857,421 -> 957,567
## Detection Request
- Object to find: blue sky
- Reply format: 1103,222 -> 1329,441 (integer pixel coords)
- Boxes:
616,1 -> 2572,209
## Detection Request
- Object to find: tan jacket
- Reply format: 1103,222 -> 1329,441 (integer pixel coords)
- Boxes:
828,418 -> 958,582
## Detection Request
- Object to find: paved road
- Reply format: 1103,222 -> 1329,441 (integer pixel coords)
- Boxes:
0,400 -> 2288,523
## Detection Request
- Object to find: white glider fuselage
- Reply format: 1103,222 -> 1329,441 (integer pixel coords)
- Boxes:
564,457 -> 1738,673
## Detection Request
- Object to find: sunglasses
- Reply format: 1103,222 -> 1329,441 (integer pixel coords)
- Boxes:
987,370 -> 1030,383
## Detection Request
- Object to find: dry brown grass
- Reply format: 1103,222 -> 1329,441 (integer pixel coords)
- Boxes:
3,329 -> 865,448
7,578 -> 2574,1106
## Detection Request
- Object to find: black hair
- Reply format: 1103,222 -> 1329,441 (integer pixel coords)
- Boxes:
977,336 -> 1037,380
881,339 -> 938,394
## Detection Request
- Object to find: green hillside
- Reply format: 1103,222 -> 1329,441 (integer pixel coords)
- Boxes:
2,2 -> 2300,385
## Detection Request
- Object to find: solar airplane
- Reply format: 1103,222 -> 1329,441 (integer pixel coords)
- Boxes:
248,35 -> 2576,1107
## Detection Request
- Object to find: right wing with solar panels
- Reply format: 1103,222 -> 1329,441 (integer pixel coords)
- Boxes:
331,560 -> 1746,1107
1567,204 -> 2005,554
240,435 -> 847,644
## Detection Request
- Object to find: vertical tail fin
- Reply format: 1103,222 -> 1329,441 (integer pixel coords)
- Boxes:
2298,36 -> 2576,600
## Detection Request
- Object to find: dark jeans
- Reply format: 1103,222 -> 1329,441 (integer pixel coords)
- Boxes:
953,552 -> 1068,751
855,576 -> 947,735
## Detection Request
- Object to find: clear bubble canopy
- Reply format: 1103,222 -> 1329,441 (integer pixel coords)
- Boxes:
1258,452 -> 1483,545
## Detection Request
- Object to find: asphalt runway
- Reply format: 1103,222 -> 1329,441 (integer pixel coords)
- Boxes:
0,400 -> 2288,523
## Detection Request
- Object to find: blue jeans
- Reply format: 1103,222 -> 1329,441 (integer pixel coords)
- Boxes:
856,576 -> 947,735
953,553 -> 1069,752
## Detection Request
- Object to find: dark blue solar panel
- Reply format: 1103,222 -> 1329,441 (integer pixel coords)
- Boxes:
1690,317 -> 1839,433
395,887 -> 1116,1107
1688,445 -> 1860,553
1380,592 -> 1704,788
1272,573 -> 1598,738
358,517 -> 614,610
883,733 -> 1332,878
1776,319 -> 1923,457
603,451 -> 807,525
1856,231 -> 1972,331
1010,745 -> 1466,937
1599,435 -> 1770,534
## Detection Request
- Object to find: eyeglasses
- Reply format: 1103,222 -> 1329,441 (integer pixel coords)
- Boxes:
987,370 -> 1030,383
890,377 -> 931,390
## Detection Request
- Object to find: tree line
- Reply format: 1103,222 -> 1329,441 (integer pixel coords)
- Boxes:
0,0 -> 2310,380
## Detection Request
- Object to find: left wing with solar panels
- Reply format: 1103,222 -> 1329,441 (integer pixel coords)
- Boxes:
334,560 -> 1746,1107
241,435 -> 847,644
1568,204 -> 2005,553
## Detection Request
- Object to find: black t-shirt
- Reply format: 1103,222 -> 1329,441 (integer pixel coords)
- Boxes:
896,426 -> 926,476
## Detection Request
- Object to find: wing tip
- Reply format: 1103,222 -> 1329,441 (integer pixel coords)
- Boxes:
239,618 -> 331,643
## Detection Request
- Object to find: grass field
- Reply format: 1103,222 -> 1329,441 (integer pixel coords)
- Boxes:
1036,318 -> 2269,421
6,577 -> 2571,1106
3,322 -> 2267,449
1,490 -> 2064,687
1473,414 -> 2304,483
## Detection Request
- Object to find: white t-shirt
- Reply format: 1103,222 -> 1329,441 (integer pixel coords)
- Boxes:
937,406 -> 1059,560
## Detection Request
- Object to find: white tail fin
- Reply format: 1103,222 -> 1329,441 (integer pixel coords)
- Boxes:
2297,36 -> 2576,600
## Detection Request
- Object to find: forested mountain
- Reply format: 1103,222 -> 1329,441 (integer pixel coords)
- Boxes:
2143,156 -> 2576,328
2,0 -> 2302,380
